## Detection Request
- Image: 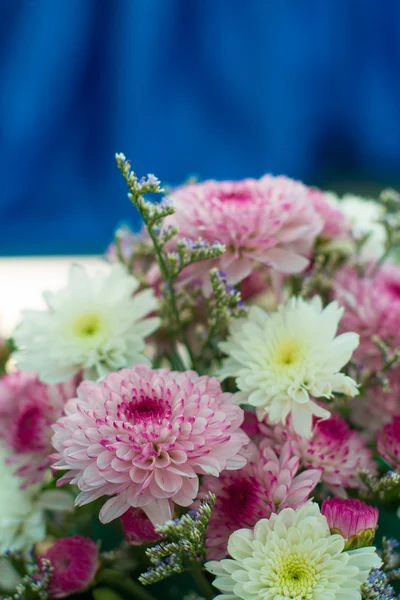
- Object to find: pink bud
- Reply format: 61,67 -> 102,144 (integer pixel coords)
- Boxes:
322,498 -> 378,549
120,507 -> 161,546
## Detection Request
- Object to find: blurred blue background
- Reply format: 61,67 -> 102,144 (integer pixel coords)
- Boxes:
2,0 -> 400,255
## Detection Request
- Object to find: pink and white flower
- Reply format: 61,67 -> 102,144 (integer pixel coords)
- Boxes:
39,536 -> 98,598
164,176 -> 323,291
308,189 -> 352,242
261,414 -> 377,496
377,416 -> 400,469
199,440 -> 321,559
51,365 -> 249,526
322,498 -> 378,549
333,264 -> 400,369
0,371 -> 77,487
120,507 -> 161,546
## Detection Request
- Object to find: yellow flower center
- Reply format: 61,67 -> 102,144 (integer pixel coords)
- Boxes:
273,338 -> 305,369
72,313 -> 103,338
268,552 -> 318,599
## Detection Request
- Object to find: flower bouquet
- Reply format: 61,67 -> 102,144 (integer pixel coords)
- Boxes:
2,154 -> 400,600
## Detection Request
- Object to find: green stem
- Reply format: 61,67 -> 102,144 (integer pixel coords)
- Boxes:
147,225 -> 197,369
120,165 -> 198,372
101,569 -> 157,600
190,567 -> 215,600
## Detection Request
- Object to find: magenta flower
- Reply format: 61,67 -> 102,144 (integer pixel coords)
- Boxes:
52,365 -> 249,526
322,498 -> 378,549
198,441 -> 321,559
261,413 -> 377,496
164,176 -> 322,291
0,371 -> 77,487
39,536 -> 98,598
333,264 -> 400,369
377,416 -> 400,469
120,507 -> 161,546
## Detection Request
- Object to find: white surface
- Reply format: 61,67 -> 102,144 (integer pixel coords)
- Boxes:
0,256 -> 109,337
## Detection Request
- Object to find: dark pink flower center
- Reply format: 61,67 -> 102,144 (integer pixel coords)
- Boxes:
316,417 -> 350,443
53,554 -> 72,573
13,405 -> 48,452
218,187 -> 253,203
220,477 -> 262,526
388,416 -> 400,440
121,394 -> 171,424
384,280 -> 400,298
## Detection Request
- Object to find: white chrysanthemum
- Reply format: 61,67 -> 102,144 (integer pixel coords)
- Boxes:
206,502 -> 381,600
13,264 -> 160,383
0,446 -> 73,554
219,297 -> 359,438
338,193 -> 386,259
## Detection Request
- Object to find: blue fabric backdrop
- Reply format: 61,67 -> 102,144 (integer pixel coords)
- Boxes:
1,1 -> 400,255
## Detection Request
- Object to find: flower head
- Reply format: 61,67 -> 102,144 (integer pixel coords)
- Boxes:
164,176 -> 323,290
377,416 -> 400,469
0,446 -> 73,554
322,498 -> 378,550
0,371 -> 77,487
39,536 -> 98,598
199,441 -> 321,559
120,507 -> 161,545
52,365 -> 249,526
220,296 -> 359,438
261,414 -> 377,496
333,264 -> 400,369
308,189 -> 352,241
13,264 -> 160,383
206,501 -> 381,600
340,194 -> 387,259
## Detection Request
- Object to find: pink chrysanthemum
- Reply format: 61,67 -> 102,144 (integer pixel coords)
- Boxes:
0,371 -> 77,487
39,536 -> 98,598
308,189 -> 352,241
350,371 -> 400,440
333,264 -> 400,369
164,176 -> 323,291
52,365 -> 249,526
377,416 -> 400,469
198,440 -> 321,559
260,414 -> 377,497
120,507 -> 161,545
322,498 -> 378,549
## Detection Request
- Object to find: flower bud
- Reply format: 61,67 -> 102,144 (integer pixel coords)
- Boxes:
120,507 -> 161,546
322,498 -> 378,550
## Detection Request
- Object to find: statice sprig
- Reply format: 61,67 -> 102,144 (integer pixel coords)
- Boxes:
139,493 -> 216,587
168,239 -> 225,279
116,153 -> 227,372
359,469 -> 400,503
0,553 -> 53,600
361,568 -> 399,599
203,268 -> 247,349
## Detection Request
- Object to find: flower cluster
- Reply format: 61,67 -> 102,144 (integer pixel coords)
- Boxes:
1,156 -> 399,600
